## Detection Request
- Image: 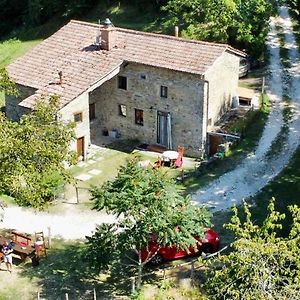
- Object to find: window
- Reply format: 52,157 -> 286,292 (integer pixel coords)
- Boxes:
89,103 -> 96,121
119,104 -> 127,117
160,85 -> 168,98
118,76 -> 127,90
74,112 -> 83,122
135,109 -> 144,126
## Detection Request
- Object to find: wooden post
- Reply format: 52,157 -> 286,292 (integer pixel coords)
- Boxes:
190,261 -> 195,280
76,186 -> 79,204
93,288 -> 97,300
163,268 -> 166,280
131,277 -> 136,293
174,26 -> 179,37
47,226 -> 52,249
262,76 -> 265,94
65,293 -> 69,300
37,291 -> 40,300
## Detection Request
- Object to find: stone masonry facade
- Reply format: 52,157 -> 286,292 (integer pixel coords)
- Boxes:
5,84 -> 35,121
6,52 -> 239,159
89,51 -> 239,157
89,63 -> 206,157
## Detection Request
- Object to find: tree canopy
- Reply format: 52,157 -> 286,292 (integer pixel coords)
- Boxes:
0,68 -> 18,96
162,0 -> 277,60
0,95 -> 76,208
86,156 -> 212,289
203,199 -> 300,299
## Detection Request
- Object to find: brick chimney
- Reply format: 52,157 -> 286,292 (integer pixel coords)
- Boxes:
101,18 -> 117,51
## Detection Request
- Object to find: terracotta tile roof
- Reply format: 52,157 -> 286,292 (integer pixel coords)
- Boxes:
7,20 -> 245,109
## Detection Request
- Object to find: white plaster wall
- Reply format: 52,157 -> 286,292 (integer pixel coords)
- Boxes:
59,92 -> 90,158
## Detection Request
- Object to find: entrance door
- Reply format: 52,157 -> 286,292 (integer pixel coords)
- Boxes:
77,137 -> 85,160
157,112 -> 172,149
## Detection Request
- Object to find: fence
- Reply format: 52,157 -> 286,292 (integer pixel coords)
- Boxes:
31,246 -> 227,299
61,184 -> 91,204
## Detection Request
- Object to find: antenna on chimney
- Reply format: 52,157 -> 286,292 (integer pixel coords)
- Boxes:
58,71 -> 63,85
175,26 -> 179,37
95,19 -> 101,47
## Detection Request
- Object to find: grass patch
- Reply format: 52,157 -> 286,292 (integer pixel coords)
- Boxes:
248,146 -> 300,235
0,38 -> 41,107
84,1 -> 163,32
0,39 -> 41,68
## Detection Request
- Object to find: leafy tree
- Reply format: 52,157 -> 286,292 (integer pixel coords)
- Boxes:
162,0 -> 277,60
203,199 -> 300,299
86,156 -> 212,290
0,68 -> 18,96
0,95 -> 76,208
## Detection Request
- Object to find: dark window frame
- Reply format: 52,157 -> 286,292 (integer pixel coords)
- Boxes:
135,109 -> 144,126
89,103 -> 96,121
118,76 -> 127,90
160,85 -> 168,98
74,112 -> 83,123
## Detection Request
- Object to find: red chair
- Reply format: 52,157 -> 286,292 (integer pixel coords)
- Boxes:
174,146 -> 184,168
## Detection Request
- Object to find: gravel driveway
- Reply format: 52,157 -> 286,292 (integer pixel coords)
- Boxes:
1,6 -> 299,239
193,6 -> 300,211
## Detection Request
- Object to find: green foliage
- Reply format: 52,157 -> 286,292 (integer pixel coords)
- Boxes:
86,156 -> 211,288
203,199 -> 300,299
162,0 -> 277,60
0,68 -> 18,96
0,95 -> 76,208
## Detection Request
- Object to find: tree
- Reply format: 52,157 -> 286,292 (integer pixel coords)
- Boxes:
162,0 -> 277,60
203,199 -> 300,299
0,68 -> 18,96
86,156 -> 212,290
0,95 -> 76,208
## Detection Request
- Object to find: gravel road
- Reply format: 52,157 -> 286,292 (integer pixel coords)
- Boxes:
193,6 -> 300,211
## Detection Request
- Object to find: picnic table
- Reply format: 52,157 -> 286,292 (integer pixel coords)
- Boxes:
161,150 -> 179,167
0,232 -> 35,261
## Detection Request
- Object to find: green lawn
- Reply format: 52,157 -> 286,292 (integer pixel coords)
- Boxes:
0,39 -> 41,107
0,39 -> 41,68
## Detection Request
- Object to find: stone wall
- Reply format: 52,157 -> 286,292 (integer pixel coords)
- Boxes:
89,63 -> 206,157
204,51 -> 240,129
5,84 -> 35,120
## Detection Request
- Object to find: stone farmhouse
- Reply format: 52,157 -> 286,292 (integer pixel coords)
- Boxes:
6,19 -> 245,159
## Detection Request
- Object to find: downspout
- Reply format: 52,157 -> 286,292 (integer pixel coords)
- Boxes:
202,78 -> 209,157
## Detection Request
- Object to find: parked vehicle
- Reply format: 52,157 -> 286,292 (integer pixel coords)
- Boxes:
239,58 -> 250,78
141,229 -> 220,265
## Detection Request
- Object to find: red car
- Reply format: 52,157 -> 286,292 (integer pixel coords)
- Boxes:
141,229 -> 220,265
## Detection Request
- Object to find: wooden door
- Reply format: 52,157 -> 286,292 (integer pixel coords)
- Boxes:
209,134 -> 222,156
77,137 -> 84,160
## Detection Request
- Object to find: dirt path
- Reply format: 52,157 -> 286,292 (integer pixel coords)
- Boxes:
1,203 -> 116,240
193,6 -> 300,211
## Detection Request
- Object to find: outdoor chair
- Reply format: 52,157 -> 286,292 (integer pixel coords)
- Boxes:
174,146 -> 184,168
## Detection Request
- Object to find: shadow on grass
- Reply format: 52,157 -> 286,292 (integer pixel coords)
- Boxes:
19,240 -> 159,299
